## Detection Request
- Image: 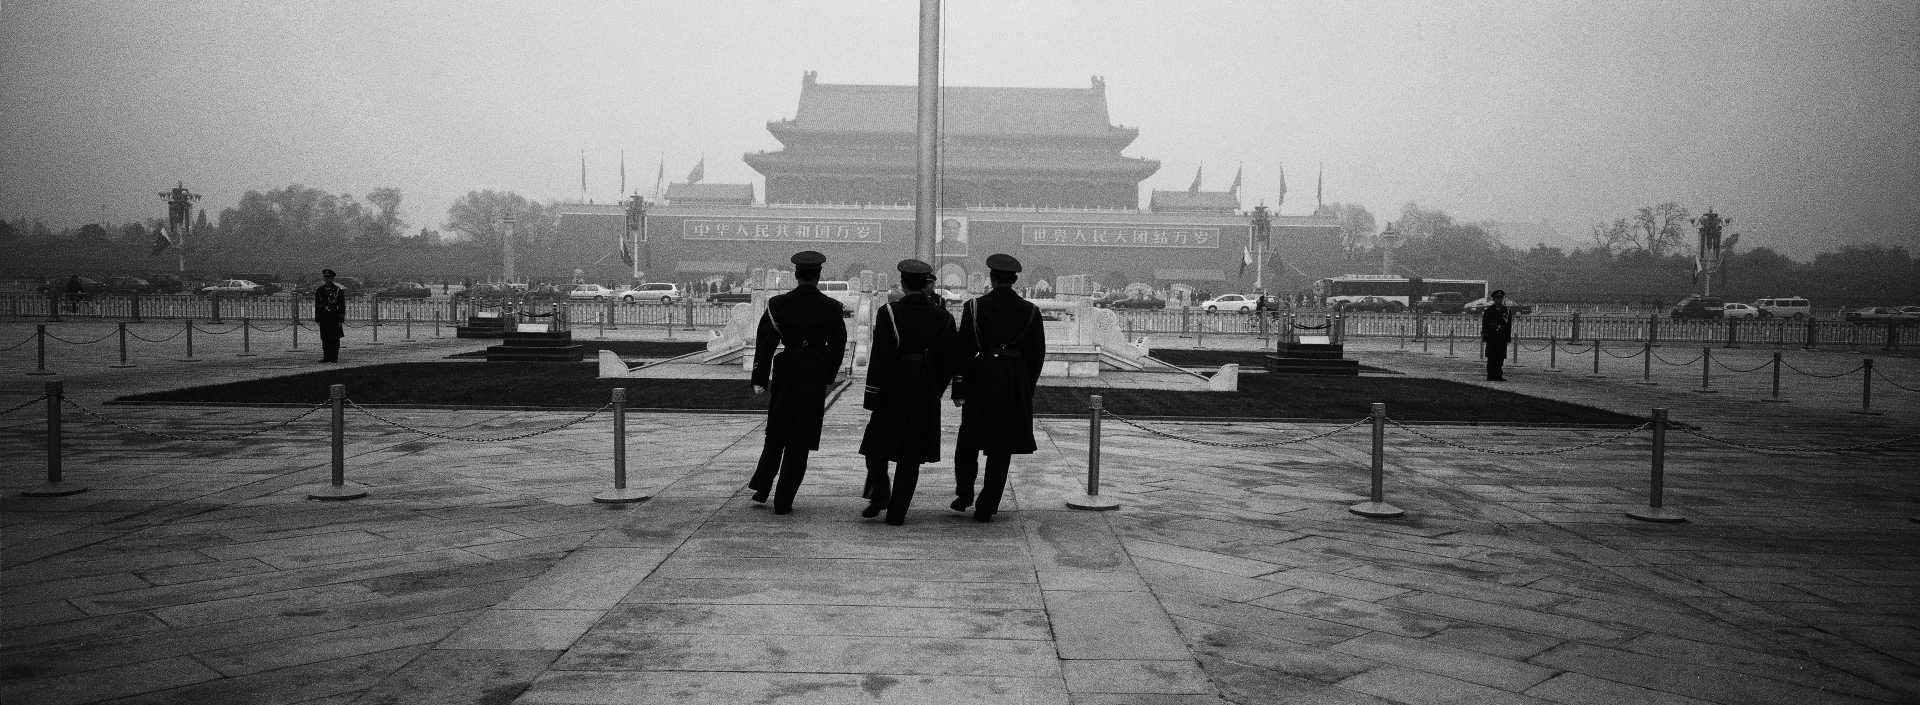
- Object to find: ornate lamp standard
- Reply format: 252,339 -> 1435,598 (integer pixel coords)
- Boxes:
1251,204 -> 1272,293
157,182 -> 200,273
624,193 -> 647,280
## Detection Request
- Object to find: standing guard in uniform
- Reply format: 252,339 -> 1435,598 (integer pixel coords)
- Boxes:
748,251 -> 849,514
859,259 -> 957,525
1480,288 -> 1513,381
950,254 -> 1047,523
314,269 -> 347,363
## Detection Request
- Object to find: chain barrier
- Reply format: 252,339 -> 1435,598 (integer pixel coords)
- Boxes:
0,332 -> 36,352
1649,349 -> 1704,367
126,326 -> 187,343
1517,340 -> 1553,353
191,322 -> 240,335
1872,367 -> 1920,393
1601,345 -> 1642,359
1102,410 -> 1370,448
0,394 -> 49,417
1710,357 -> 1774,374
1780,359 -> 1866,379
43,329 -> 118,345
346,399 -> 611,442
1558,341 -> 1595,355
61,398 -> 330,441
1387,419 -> 1652,456
251,321 -> 298,333
1676,426 -> 1919,453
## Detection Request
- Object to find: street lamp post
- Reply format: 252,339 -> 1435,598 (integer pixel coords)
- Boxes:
625,194 -> 647,281
157,182 -> 201,273
1377,223 -> 1404,276
501,214 -> 517,284
1251,205 -> 1272,293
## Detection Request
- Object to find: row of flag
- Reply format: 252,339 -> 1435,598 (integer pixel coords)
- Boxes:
1187,162 -> 1321,211
587,152 -> 705,203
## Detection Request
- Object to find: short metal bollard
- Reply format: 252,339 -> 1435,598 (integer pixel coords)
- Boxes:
1445,332 -> 1457,359
1693,347 -> 1717,393
177,320 -> 201,362
1625,408 -> 1685,523
1636,340 -> 1656,385
1763,352 -> 1788,403
20,381 -> 86,497
27,324 -> 55,376
1587,339 -> 1604,378
308,384 -> 367,500
110,322 -> 135,368
288,319 -> 303,352
1067,394 -> 1119,510
403,312 -> 414,342
432,312 -> 442,339
1349,402 -> 1405,518
595,388 -> 650,503
238,318 -> 257,357
1849,358 -> 1882,416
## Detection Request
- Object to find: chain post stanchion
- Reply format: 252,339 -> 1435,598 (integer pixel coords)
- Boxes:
238,318 -> 257,357
27,324 -> 55,376
1068,394 -> 1119,510
1569,311 -> 1582,343
404,312 -> 414,342
1444,332 -> 1457,359
1763,352 -> 1787,403
1636,340 -> 1656,385
209,296 -> 223,324
684,296 -> 697,331
1587,339 -> 1604,378
108,321 -> 136,368
664,301 -> 676,339
1625,408 -> 1684,522
309,384 -> 367,500
368,300 -> 383,345
1849,358 -> 1882,416
177,320 -> 201,362
595,387 -> 650,503
288,318 -> 302,352
1647,313 -> 1659,347
1350,402 -> 1404,518
20,381 -> 86,497
433,311 -> 442,339
1509,335 -> 1521,367
1694,347 -> 1717,393
1547,334 -> 1558,371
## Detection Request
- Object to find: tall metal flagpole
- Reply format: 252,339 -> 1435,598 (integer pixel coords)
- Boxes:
914,0 -> 940,262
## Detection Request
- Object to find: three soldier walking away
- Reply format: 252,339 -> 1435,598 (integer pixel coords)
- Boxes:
748,251 -> 850,515
950,254 -> 1045,523
1480,288 -> 1513,381
858,259 -> 956,525
314,269 -> 347,363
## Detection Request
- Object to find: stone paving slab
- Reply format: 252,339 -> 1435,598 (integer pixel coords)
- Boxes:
3,324 -> 1918,704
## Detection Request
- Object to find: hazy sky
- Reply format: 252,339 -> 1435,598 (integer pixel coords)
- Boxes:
4,1 -> 1916,261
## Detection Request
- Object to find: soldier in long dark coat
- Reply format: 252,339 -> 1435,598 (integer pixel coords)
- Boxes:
1480,288 -> 1513,381
858,259 -> 956,525
313,269 -> 347,363
950,254 -> 1047,523
748,251 -> 849,515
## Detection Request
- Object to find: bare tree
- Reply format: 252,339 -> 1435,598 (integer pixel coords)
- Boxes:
1593,202 -> 1690,255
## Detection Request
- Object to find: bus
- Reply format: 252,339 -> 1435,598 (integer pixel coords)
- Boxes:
1312,274 -> 1490,309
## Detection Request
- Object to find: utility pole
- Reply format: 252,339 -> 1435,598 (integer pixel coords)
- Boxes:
157,182 -> 200,273
914,0 -> 940,262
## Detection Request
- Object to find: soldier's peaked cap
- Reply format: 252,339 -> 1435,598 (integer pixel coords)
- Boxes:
896,259 -> 933,275
985,253 -> 1022,273
790,251 -> 826,267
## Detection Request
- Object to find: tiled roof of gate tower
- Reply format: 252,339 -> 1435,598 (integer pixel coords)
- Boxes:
779,72 -> 1135,138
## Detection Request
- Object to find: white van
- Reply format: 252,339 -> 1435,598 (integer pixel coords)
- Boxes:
819,280 -> 861,315
1753,296 -> 1811,319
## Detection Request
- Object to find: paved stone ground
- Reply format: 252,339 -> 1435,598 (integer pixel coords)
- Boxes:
2,320 -> 1917,704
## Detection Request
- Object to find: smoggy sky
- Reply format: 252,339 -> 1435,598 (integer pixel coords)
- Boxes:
3,0 -> 1916,261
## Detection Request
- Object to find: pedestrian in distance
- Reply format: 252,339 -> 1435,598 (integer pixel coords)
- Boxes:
951,254 -> 1046,523
748,251 -> 849,515
314,269 -> 348,363
1481,288 -> 1513,381
859,259 -> 957,525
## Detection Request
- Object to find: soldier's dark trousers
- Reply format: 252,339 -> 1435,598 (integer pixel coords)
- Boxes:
1486,350 -> 1506,381
864,457 -> 920,525
955,451 -> 1012,519
751,442 -> 809,513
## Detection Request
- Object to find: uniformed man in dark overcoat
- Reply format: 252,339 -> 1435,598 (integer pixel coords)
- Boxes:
858,259 -> 957,525
314,269 -> 347,363
1480,288 -> 1513,381
950,254 -> 1046,522
748,251 -> 849,514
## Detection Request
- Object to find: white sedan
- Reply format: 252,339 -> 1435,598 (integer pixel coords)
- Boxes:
567,284 -> 619,302
1720,302 -> 1760,319
1199,294 -> 1256,312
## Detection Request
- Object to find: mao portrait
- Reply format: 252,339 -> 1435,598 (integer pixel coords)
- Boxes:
935,216 -> 968,257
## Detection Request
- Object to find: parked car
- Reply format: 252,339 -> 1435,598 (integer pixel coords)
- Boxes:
143,273 -> 185,294
105,276 -> 156,295
453,282 -> 516,300
565,284 -> 618,301
1720,302 -> 1760,320
1900,305 -> 1920,320
42,275 -> 107,299
1463,297 -> 1536,315
1753,296 -> 1811,319
1844,306 -> 1903,322
1336,296 -> 1406,313
818,280 -> 860,314
619,282 -> 680,304
197,279 -> 269,296
1412,291 -> 1470,314
375,281 -> 432,299
1108,295 -> 1167,310
1668,294 -> 1725,320
1199,294 -> 1256,312
707,290 -> 755,305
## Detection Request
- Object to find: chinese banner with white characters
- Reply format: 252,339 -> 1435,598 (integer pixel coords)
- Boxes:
1018,224 -> 1221,248
683,218 -> 885,243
